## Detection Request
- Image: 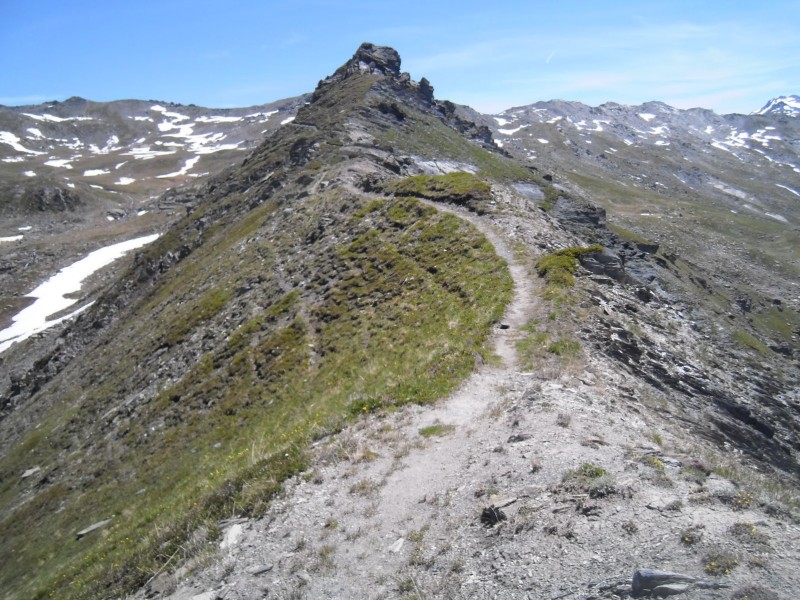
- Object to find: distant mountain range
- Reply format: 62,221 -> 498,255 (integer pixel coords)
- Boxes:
0,95 -> 308,215
1,94 -> 795,218
753,94 -> 800,117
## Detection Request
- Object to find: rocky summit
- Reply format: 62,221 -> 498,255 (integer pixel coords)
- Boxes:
0,44 -> 798,600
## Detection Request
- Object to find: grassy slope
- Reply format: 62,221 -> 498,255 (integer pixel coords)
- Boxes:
0,69 -> 529,599
0,186 -> 511,599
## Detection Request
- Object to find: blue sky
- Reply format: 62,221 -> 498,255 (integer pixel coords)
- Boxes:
1,1 -> 798,114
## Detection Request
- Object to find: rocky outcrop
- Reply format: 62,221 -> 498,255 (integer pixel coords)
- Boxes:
312,43 -> 403,103
0,183 -> 84,215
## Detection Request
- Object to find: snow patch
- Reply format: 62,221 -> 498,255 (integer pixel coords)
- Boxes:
22,113 -> 92,123
498,125 -> 528,135
713,182 -> 748,199
246,110 -> 279,120
18,226 -> 32,231
750,128 -> 782,147
84,169 -> 110,176
0,234 -> 160,353
281,116 -> 296,125
157,156 -> 201,178
44,159 -> 73,169
116,177 -> 136,185
195,115 -> 242,123
537,138 -> 549,144
23,170 -> 36,177
638,113 -> 656,122
776,184 -> 800,197
0,235 -> 24,243
90,135 -> 121,155
27,127 -> 44,138
494,117 -> 512,126
0,131 -> 45,155
765,212 -> 788,223
123,146 -> 177,160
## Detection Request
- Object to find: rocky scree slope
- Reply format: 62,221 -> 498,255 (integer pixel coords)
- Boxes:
0,43 -> 798,600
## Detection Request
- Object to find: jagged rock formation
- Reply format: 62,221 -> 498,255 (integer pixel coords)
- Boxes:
0,44 -> 798,600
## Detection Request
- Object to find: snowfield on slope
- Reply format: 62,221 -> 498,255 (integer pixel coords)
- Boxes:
0,234 -> 159,354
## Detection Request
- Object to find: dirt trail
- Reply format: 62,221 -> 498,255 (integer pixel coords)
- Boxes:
340,203 -> 538,541
151,202 -> 542,599
148,202 -> 800,600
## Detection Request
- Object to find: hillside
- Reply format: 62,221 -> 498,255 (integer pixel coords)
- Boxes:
0,44 -> 798,600
0,94 -> 307,333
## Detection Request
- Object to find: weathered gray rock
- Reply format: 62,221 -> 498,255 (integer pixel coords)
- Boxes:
652,583 -> 690,597
248,564 -> 273,575
631,569 -> 696,597
76,517 -> 113,540
631,569 -> 729,597
21,466 -> 40,478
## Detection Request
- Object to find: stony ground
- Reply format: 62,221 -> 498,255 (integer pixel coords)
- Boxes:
134,199 -> 800,600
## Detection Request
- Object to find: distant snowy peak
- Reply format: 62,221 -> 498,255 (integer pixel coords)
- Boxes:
753,95 -> 800,117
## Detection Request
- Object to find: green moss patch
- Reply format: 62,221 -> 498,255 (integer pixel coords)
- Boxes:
419,423 -> 455,438
386,172 -> 493,214
536,245 -> 602,288
732,330 -> 770,355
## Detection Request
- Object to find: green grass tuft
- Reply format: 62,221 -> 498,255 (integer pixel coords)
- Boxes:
732,330 -> 770,355
418,423 -> 455,438
386,172 -> 493,214
536,245 -> 602,288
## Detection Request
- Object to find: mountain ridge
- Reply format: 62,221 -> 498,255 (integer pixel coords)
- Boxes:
0,43 -> 798,600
